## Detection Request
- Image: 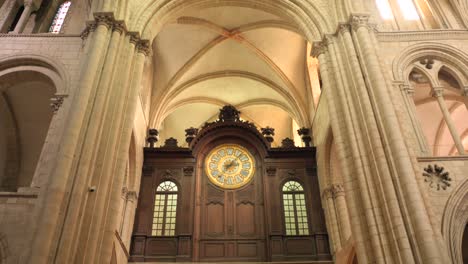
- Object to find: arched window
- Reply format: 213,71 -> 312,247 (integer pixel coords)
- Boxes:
48,1 -> 71,34
152,181 -> 178,236
282,181 -> 310,235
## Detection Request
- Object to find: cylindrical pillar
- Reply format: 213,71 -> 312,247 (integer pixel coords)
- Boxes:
29,21 -> 111,264
12,2 -> 32,33
433,88 -> 465,155
323,188 -> 341,252
351,14 -> 449,263
332,185 -> 352,241
314,44 -> 371,263
56,22 -> 124,263
81,34 -> 137,263
121,191 -> 138,249
99,41 -> 149,263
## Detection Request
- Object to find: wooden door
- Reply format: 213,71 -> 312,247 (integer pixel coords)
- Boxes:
198,156 -> 265,261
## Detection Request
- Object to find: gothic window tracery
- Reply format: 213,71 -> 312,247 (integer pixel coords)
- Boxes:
152,181 -> 178,236
282,181 -> 310,236
49,1 -> 71,34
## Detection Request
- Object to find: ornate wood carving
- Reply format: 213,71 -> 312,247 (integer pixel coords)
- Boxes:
131,106 -> 330,262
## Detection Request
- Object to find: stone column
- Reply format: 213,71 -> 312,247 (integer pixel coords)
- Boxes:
79,33 -> 137,264
12,2 -> 33,33
313,41 -> 371,263
99,39 -> 150,263
433,87 -> 465,155
0,0 -> 16,32
54,17 -> 125,264
29,16 -> 111,264
121,191 -> 138,249
331,184 -> 352,241
350,13 -> 449,263
322,187 -> 341,252
400,84 -> 430,155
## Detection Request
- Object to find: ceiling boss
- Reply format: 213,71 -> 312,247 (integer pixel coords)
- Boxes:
205,144 -> 255,189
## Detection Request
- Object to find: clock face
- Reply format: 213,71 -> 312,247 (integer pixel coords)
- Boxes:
205,144 -> 255,189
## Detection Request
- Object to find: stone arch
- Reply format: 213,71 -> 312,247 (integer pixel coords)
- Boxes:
0,56 -> 66,191
0,54 -> 70,95
130,0 -> 334,43
393,42 -> 468,86
441,177 -> 468,263
393,43 -> 468,156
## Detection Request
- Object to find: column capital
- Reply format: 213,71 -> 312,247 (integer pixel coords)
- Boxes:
112,20 -> 127,34
322,187 -> 333,199
50,94 -> 67,114
128,32 -> 140,45
311,41 -> 328,58
331,184 -> 345,197
94,12 -> 115,29
432,87 -> 444,98
126,191 -> 138,202
137,39 -> 151,56
349,13 -> 371,31
337,23 -> 351,35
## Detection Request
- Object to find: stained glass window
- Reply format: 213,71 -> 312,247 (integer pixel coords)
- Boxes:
282,181 -> 310,236
49,1 -> 71,34
152,181 -> 178,236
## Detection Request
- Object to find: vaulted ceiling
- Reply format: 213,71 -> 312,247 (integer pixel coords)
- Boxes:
149,6 -> 315,146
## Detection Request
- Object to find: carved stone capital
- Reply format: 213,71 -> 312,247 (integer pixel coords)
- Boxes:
50,94 -> 67,114
331,184 -> 345,197
121,186 -> 128,196
322,187 -> 333,199
128,32 -> 140,45
337,23 -> 351,35
94,12 -> 114,29
311,41 -> 327,57
350,14 -> 371,31
112,20 -> 127,34
126,191 -> 138,201
81,21 -> 97,39
137,39 -> 151,56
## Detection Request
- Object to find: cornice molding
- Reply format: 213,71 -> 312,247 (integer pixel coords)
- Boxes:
377,30 -> 468,42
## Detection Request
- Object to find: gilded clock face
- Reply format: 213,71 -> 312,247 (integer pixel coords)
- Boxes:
205,144 -> 255,189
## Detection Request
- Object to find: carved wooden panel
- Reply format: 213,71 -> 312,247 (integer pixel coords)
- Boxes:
238,242 -> 257,257
236,202 -> 255,236
131,125 -> 331,262
203,243 -> 224,258
205,202 -> 224,237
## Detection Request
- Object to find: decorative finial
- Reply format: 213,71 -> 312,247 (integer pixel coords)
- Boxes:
147,129 -> 159,148
219,105 -> 240,122
297,127 -> 312,147
185,127 -> 199,144
261,127 -> 275,144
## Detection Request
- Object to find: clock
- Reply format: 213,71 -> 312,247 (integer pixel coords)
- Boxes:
205,144 -> 255,189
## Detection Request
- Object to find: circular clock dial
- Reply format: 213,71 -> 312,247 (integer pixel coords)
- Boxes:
205,144 -> 255,189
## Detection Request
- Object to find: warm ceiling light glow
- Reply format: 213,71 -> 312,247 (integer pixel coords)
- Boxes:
397,0 -> 420,20
376,0 -> 394,20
